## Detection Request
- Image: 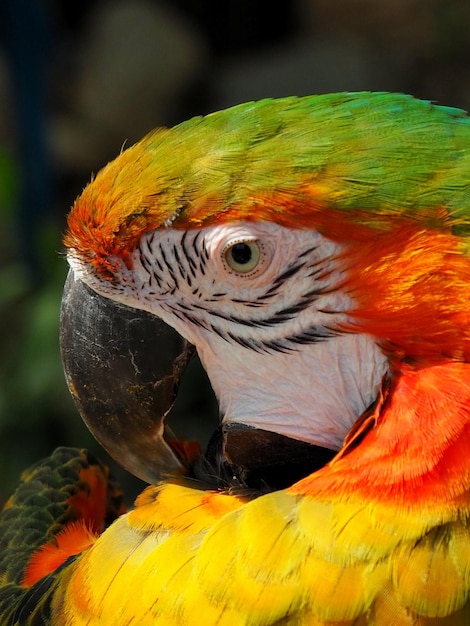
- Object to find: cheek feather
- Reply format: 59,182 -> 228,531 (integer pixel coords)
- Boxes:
318,219 -> 470,364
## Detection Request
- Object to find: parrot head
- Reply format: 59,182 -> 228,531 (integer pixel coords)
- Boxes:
61,93 -> 470,490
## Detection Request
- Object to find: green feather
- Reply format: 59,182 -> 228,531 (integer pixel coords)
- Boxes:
0,448 -> 123,625
68,92 -> 470,264
137,92 -> 470,231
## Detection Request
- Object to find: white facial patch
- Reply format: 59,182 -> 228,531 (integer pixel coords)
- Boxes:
69,220 -> 389,451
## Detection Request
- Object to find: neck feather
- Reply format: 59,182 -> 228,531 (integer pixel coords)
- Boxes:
292,362 -> 470,511
198,332 -> 388,451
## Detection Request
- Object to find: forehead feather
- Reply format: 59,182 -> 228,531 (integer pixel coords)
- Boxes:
65,93 -> 470,276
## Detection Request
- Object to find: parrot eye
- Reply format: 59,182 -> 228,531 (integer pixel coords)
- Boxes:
223,240 -> 264,275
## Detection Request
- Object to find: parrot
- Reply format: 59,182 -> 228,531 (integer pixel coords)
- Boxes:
1,91 -> 470,624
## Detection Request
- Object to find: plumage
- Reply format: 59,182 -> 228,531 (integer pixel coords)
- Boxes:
0,448 -> 124,625
2,92 -> 470,624
65,92 -> 470,274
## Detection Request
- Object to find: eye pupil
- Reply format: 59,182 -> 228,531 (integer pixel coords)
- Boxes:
231,243 -> 252,265
223,239 -> 263,275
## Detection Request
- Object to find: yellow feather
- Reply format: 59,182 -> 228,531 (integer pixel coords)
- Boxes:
56,482 -> 470,624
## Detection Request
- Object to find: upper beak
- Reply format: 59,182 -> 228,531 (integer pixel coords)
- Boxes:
60,270 -> 195,484
60,271 -> 338,491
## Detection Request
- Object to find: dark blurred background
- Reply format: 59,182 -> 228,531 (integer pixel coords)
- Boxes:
1,0 -> 469,505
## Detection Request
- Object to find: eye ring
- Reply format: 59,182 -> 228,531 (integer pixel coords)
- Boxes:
222,239 -> 265,276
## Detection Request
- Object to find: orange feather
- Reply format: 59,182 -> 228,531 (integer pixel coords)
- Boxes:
22,521 -> 99,587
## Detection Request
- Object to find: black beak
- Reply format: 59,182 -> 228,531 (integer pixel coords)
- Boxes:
60,271 -> 338,492
60,270 -> 195,484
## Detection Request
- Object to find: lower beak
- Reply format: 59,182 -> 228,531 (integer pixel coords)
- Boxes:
60,270 -> 195,484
